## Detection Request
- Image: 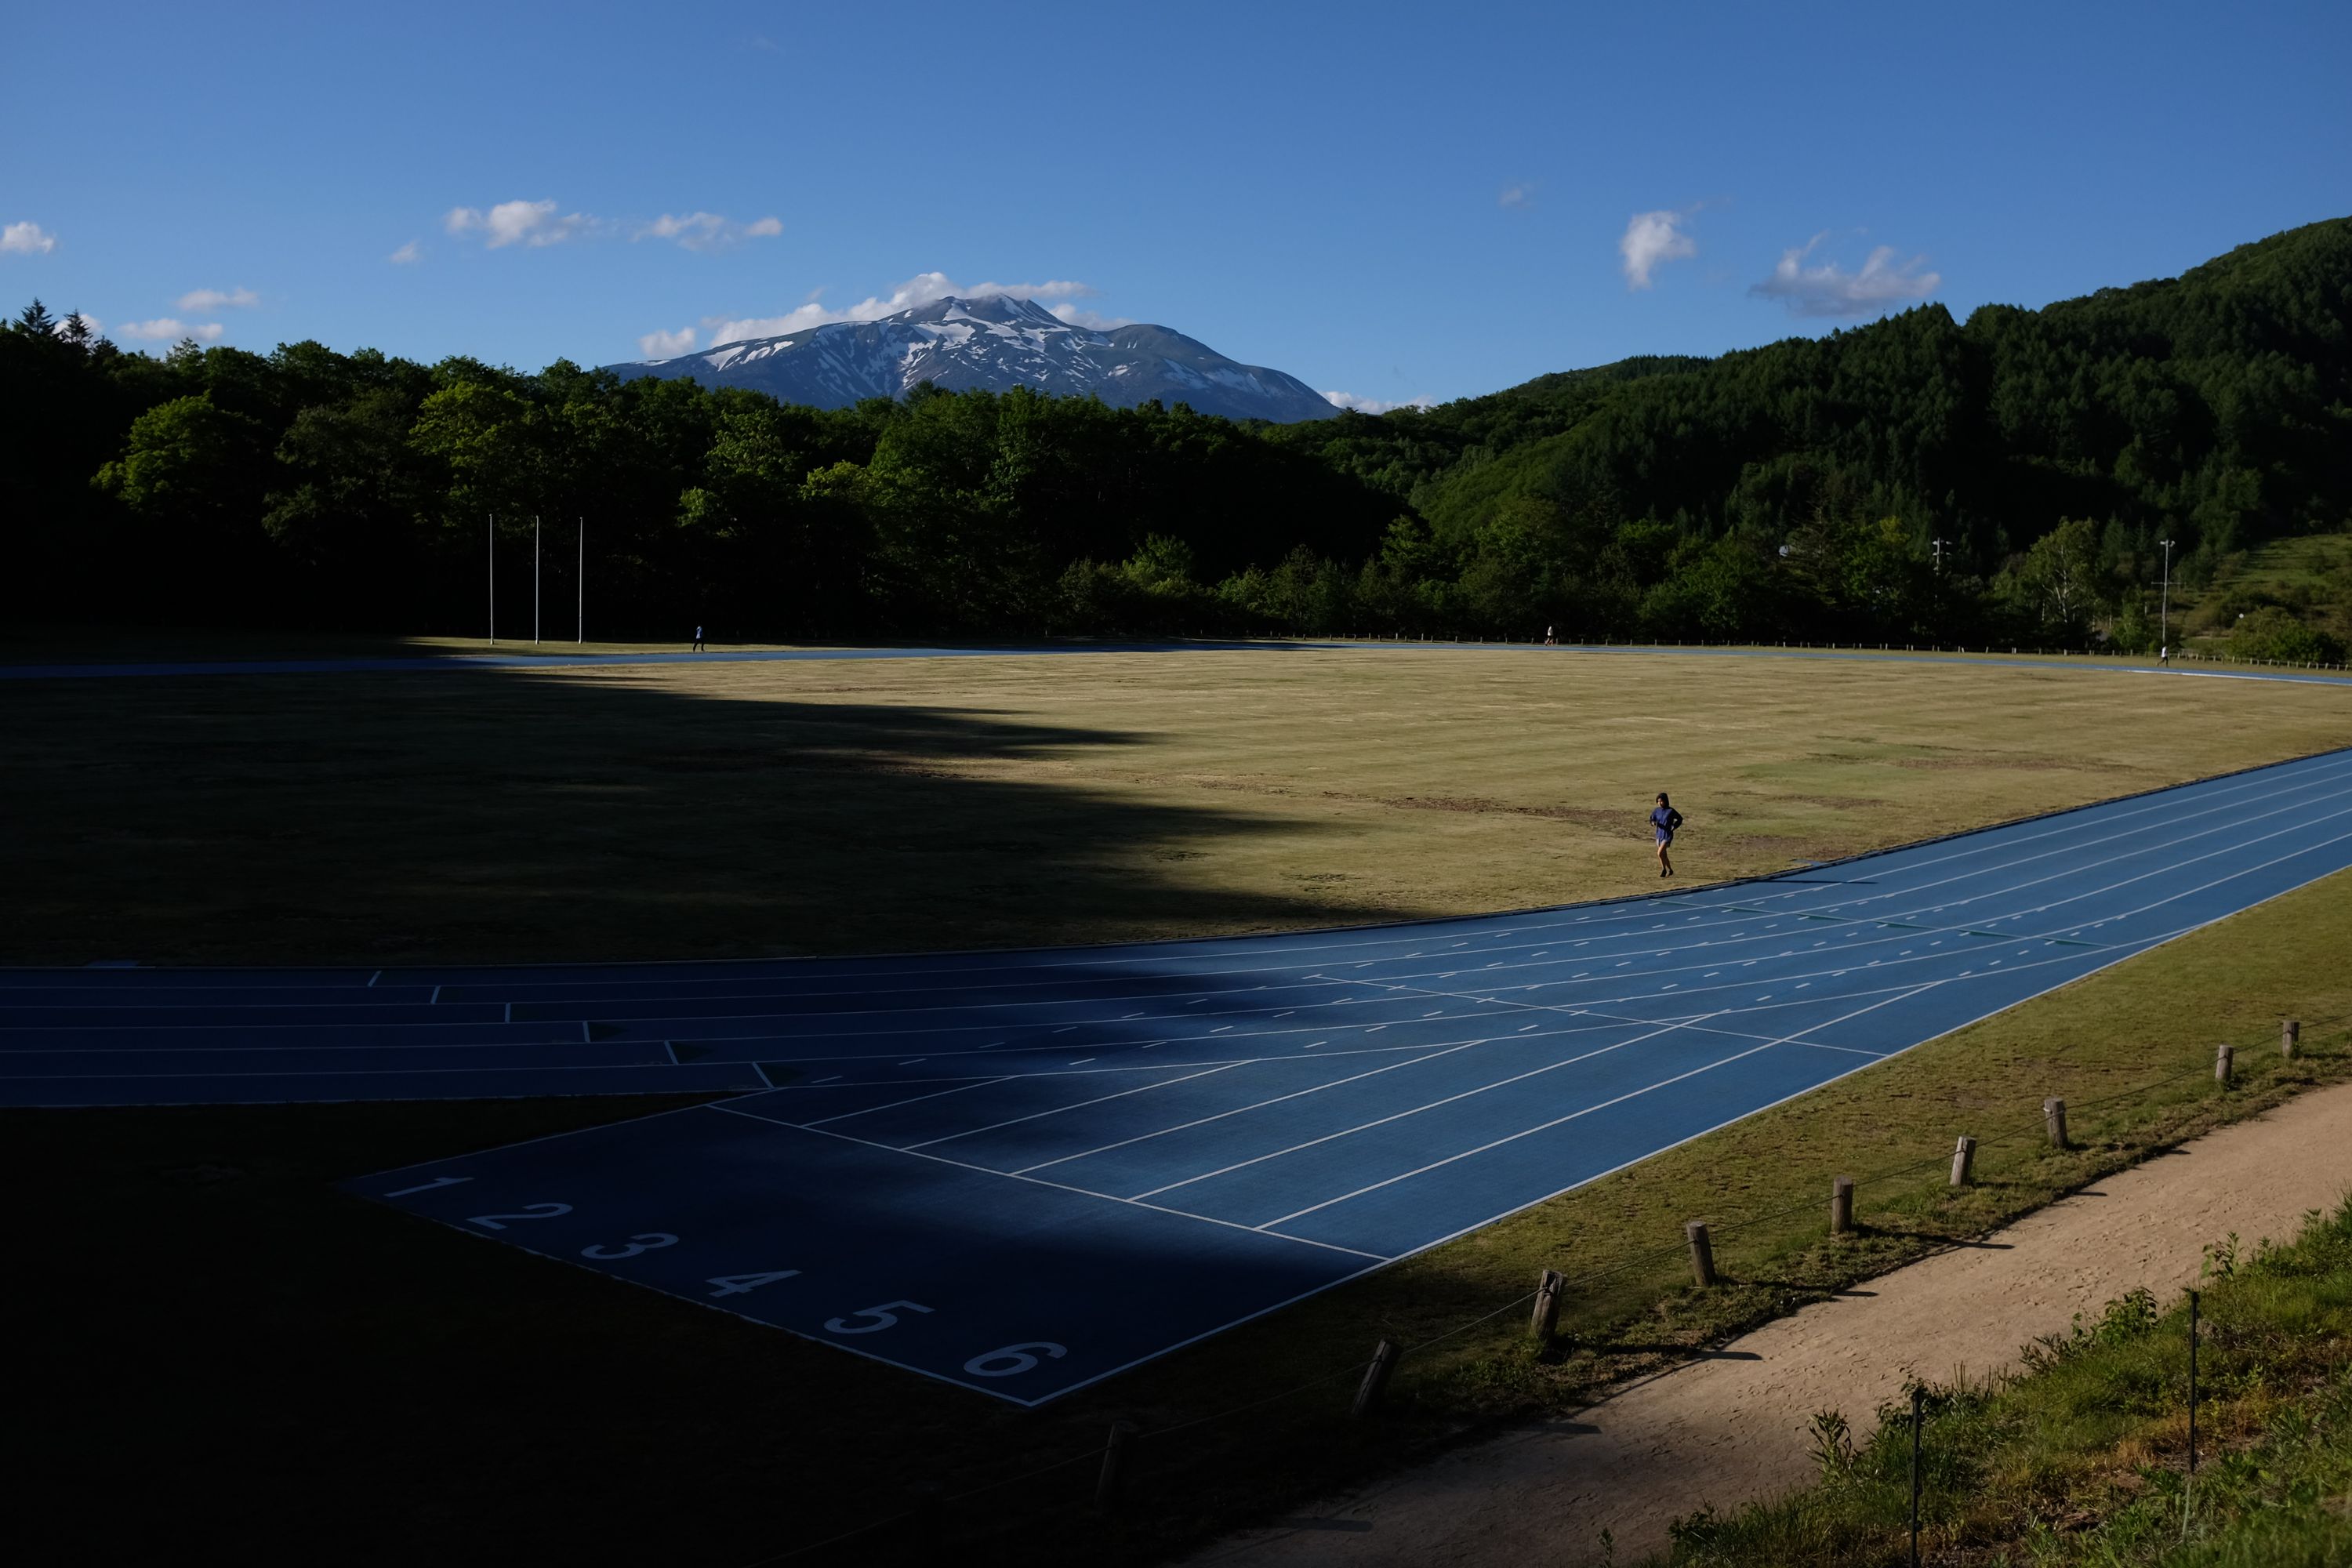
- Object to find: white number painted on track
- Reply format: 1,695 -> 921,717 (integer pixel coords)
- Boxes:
706,1272 -> 801,1298
825,1301 -> 933,1335
385,1176 -> 472,1198
580,1232 -> 679,1261
964,1343 -> 1068,1378
466,1203 -> 572,1230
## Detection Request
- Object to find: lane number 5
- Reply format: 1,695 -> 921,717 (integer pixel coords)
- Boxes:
825,1301 -> 933,1334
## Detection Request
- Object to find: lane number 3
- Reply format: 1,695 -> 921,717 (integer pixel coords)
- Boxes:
580,1233 -> 678,1260
825,1301 -> 933,1334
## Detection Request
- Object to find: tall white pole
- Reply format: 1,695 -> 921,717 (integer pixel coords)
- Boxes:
578,516 -> 584,644
488,513 -> 495,645
534,515 -> 542,644
2160,538 -> 2175,652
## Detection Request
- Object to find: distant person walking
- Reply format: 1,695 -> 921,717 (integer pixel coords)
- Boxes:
1650,792 -> 1684,878
1544,625 -> 1557,645
692,625 -> 706,652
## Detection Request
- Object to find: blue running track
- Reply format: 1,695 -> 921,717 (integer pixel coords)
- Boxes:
9,748 -> 2352,1403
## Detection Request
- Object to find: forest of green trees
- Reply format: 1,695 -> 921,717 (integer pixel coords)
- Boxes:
5,218 -> 2347,655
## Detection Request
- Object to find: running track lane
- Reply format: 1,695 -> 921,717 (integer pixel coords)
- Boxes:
12,750 -> 2352,1400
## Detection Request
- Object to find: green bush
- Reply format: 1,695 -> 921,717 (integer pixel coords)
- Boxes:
2228,605 -> 2346,664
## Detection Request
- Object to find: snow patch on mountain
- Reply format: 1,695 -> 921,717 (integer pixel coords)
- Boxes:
606,294 -> 1334,423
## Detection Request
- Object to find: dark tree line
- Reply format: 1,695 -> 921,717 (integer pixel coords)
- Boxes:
4,218 -> 2347,648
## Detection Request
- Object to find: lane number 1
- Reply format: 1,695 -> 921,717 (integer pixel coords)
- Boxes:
384,1176 -> 472,1198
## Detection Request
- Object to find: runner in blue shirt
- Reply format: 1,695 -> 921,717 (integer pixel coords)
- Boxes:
1650,793 -> 1684,878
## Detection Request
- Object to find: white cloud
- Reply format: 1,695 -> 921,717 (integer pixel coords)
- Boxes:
702,272 -> 1100,347
445,199 -> 597,249
388,238 -> 424,265
1751,234 -> 1941,317
637,212 -> 786,252
637,326 -> 697,358
1498,182 -> 1535,210
176,286 -> 260,312
1323,390 -> 1436,415
2,220 -> 58,255
1049,303 -> 1134,330
1621,209 -> 1697,290
118,318 -> 224,343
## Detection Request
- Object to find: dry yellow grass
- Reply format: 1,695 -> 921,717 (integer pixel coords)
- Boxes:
4,645 -> 2348,965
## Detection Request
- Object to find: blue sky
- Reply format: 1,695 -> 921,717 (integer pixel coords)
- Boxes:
5,1 -> 2347,408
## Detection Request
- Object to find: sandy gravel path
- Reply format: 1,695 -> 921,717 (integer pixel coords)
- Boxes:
1184,1080 -> 2352,1568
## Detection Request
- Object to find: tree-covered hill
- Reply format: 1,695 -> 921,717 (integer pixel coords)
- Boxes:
4,218 -> 2346,649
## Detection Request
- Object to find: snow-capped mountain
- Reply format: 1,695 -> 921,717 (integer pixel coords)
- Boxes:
604,294 -> 1335,423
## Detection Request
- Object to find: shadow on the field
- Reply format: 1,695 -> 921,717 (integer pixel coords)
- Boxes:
1,656 -> 1404,964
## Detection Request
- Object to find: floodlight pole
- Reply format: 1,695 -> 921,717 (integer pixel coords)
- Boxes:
1930,537 -> 1949,574
488,513 -> 495,645
577,517 -> 585,644
2159,537 -> 2176,653
534,515 -> 542,644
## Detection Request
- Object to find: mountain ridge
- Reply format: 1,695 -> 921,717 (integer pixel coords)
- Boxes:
605,293 -> 1337,423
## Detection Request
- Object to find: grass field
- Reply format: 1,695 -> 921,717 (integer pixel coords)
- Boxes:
5,644 -> 2350,967
11,644 -> 2352,1565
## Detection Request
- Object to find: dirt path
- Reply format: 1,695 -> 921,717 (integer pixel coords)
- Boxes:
1184,1080 -> 2352,1568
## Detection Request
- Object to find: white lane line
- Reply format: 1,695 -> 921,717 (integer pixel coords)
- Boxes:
1012,1026 -> 1596,1177
367,971 -> 380,988
1256,988 -> 1933,1229
663,1040 -> 679,1064
1130,1014 -> 1724,1202
906,1062 -> 1247,1152
799,1075 -> 1014,1128
702,1101 -> 1392,1262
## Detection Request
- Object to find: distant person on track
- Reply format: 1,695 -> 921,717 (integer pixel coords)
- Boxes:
1545,625 -> 1557,645
692,625 -> 706,652
1650,793 -> 1684,878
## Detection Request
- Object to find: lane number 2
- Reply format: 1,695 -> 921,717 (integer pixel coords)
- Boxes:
825,1301 -> 933,1334
581,1233 -> 678,1260
964,1343 -> 1069,1378
466,1203 -> 572,1230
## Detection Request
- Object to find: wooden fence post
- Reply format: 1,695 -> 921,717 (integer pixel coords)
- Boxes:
1686,1221 -> 1717,1287
2044,1097 -> 2069,1149
1530,1269 -> 1565,1341
1096,1420 -> 1140,1508
2215,1044 -> 2234,1085
1949,1134 -> 1976,1186
1352,1339 -> 1401,1417
2283,1019 -> 2301,1059
1831,1175 -> 1855,1236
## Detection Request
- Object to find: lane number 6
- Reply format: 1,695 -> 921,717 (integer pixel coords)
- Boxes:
964,1343 -> 1069,1378
825,1301 -> 933,1334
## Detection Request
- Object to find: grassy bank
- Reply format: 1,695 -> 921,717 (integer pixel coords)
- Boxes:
1664,1196 -> 2352,1566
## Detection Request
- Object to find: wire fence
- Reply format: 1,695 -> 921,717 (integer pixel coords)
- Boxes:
736,1013 -> 2347,1566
